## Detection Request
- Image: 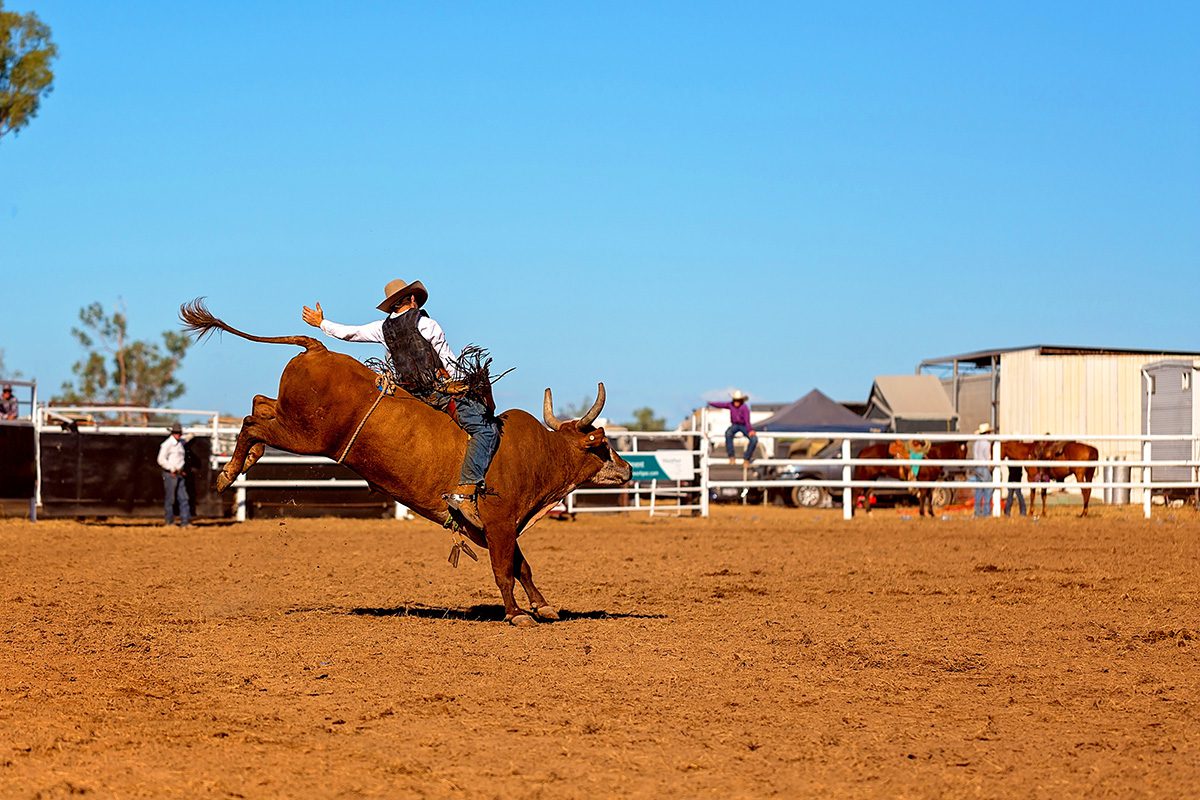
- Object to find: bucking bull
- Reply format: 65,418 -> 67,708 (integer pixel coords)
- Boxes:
180,300 -> 632,626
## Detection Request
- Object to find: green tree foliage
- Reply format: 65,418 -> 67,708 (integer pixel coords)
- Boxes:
625,407 -> 666,431
55,301 -> 192,412
0,347 -> 22,378
0,1 -> 57,139
556,395 -> 595,420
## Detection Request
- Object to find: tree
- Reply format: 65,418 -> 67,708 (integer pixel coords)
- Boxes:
0,1 -> 57,140
55,301 -> 192,415
0,347 -> 22,378
624,407 -> 666,431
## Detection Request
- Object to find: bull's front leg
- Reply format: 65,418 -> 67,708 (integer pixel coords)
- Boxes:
484,526 -> 536,627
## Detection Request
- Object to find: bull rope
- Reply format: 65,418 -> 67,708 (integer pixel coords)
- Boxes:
337,378 -> 394,464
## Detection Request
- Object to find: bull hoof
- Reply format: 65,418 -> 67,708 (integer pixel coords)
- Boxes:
532,605 -> 560,621
507,613 -> 538,628
216,472 -> 233,493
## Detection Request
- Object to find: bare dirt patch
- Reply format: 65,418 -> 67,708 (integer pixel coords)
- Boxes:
1,505 -> 1197,797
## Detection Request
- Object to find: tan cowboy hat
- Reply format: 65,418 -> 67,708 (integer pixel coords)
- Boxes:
976,422 -> 993,434
376,278 -> 429,312
731,389 -> 748,401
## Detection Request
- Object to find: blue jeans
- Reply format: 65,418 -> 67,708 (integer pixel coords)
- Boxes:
1004,470 -> 1026,516
163,471 -> 191,525
435,394 -> 500,487
725,424 -> 758,461
970,466 -> 992,516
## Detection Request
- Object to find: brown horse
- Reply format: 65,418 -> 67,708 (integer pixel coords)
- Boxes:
1025,440 -> 1100,517
854,441 -> 966,517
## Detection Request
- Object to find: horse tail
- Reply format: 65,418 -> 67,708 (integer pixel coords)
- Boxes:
180,298 -> 326,352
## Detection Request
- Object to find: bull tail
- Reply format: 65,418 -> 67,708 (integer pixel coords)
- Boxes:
180,298 -> 326,352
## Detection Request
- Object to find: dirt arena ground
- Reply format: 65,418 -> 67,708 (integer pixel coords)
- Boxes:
1,504 -> 1197,798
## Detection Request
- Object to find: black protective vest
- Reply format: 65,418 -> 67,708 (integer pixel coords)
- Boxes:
381,310 -> 445,396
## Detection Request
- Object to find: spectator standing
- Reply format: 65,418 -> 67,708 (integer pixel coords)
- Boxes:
1003,445 -> 1027,517
971,423 -> 993,517
708,390 -> 759,463
158,421 -> 191,527
0,385 -> 18,419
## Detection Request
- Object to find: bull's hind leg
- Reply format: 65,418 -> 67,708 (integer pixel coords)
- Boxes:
484,525 -> 536,627
514,542 -> 557,621
241,396 -> 277,473
217,402 -> 285,493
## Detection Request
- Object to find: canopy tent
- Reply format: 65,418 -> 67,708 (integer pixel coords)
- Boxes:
754,389 -> 883,433
864,375 -> 958,433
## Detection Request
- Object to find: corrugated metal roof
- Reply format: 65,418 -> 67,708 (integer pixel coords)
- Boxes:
921,345 -> 1200,369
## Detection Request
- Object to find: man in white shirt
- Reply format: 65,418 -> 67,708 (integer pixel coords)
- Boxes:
971,423 -> 994,517
302,278 -> 499,529
157,421 -> 192,526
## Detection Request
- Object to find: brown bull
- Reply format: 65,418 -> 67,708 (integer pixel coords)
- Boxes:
854,441 -> 966,517
1026,440 -> 1099,517
181,300 -> 632,625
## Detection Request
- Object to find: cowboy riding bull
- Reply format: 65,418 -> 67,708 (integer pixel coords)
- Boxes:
180,297 -> 631,626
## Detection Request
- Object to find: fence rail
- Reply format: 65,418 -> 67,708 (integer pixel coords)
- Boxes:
16,404 -> 1200,522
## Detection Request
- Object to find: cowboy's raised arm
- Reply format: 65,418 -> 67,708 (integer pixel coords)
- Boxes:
302,302 -> 385,344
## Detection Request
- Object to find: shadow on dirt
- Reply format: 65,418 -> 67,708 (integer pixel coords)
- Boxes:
76,519 -> 240,528
350,603 -> 667,623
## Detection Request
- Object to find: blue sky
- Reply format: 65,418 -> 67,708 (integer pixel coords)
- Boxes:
2,1 -> 1197,424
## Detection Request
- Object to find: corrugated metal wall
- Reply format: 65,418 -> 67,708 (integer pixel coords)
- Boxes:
1141,362 -> 1196,482
997,350 -> 1173,461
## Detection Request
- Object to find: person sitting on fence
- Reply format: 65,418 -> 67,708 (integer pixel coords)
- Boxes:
0,385 -> 18,420
708,390 -> 758,464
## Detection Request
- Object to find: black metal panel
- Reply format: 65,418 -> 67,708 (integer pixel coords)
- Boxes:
38,432 -> 219,518
0,422 -> 36,499
233,455 -> 394,519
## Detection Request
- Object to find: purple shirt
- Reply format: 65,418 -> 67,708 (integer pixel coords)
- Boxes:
709,400 -> 752,428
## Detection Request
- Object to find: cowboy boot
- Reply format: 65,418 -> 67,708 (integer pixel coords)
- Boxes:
446,484 -> 485,529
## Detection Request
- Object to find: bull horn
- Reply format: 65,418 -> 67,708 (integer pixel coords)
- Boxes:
543,388 -> 563,431
579,382 -> 606,428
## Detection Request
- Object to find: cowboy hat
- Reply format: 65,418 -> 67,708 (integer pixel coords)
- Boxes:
377,279 -> 429,312
976,422 -> 993,434
169,422 -> 183,434
731,389 -> 749,401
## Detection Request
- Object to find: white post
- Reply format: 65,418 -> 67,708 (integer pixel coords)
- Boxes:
649,478 -> 657,516
1142,440 -> 1152,519
32,380 -> 41,517
394,502 -> 410,520
991,438 -> 1002,517
842,438 -> 853,520
236,485 -> 247,522
699,424 -> 711,519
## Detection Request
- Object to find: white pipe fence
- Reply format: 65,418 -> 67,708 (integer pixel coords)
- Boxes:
19,404 -> 1200,522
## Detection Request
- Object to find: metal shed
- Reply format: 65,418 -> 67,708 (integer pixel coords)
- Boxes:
918,345 -> 1200,460
1141,359 -> 1200,483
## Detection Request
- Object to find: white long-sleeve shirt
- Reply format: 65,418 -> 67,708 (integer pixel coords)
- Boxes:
157,435 -> 186,472
319,311 -> 458,374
